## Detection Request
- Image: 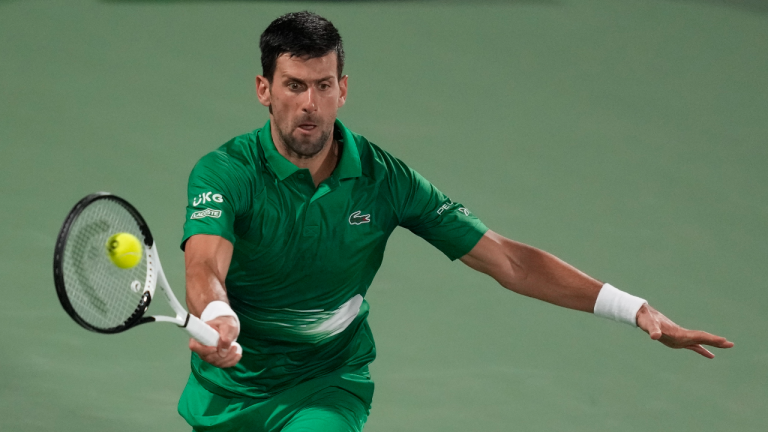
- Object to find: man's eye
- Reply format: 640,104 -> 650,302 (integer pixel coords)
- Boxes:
319,83 -> 331,90
288,83 -> 300,90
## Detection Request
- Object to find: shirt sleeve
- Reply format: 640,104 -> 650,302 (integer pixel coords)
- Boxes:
181,150 -> 249,250
389,158 -> 488,260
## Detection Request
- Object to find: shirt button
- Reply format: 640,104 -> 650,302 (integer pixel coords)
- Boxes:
298,173 -> 305,179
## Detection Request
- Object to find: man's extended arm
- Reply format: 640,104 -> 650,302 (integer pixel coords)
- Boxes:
185,234 -> 241,368
460,230 -> 734,358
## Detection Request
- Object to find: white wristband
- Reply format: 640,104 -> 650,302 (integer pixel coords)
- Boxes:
593,283 -> 647,327
200,301 -> 240,330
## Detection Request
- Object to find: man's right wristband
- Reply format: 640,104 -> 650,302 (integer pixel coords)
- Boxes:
593,283 -> 647,327
200,300 -> 240,329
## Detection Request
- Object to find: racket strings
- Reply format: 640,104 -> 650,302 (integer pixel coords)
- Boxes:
62,199 -> 147,330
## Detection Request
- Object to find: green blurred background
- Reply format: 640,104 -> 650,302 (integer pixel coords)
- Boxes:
1,0 -> 766,431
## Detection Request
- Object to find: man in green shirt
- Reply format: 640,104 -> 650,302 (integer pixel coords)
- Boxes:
178,11 -> 733,432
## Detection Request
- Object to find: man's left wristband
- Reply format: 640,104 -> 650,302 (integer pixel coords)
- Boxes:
593,283 -> 647,327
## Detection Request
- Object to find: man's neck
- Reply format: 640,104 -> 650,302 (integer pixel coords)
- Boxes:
270,121 -> 339,187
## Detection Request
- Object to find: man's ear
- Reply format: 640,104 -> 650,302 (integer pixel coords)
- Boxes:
256,75 -> 271,107
337,75 -> 348,108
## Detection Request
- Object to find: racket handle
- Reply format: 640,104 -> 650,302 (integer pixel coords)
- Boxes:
185,314 -> 243,355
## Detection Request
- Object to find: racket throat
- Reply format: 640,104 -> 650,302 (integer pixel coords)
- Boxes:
134,292 -> 154,326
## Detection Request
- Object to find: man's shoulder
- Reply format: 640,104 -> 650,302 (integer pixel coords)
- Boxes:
194,129 -> 262,175
345,128 -> 406,177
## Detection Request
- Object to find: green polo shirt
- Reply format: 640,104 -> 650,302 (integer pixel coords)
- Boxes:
181,119 -> 487,401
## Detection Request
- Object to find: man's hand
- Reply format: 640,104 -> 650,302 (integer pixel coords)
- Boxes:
636,304 -> 734,359
188,316 -> 242,368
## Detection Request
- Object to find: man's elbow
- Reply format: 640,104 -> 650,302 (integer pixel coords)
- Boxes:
492,238 -> 531,292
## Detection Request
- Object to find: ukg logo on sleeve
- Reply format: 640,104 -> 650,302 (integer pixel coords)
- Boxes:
193,192 -> 223,207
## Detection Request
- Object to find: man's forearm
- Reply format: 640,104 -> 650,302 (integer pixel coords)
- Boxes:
498,241 -> 603,312
184,235 -> 235,317
461,231 -> 603,313
183,235 -> 241,366
185,262 -> 230,316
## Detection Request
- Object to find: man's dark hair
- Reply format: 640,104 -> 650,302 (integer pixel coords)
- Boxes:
260,11 -> 345,81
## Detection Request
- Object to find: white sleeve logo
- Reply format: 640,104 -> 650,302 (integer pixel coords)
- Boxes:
436,200 -> 453,215
193,192 -> 223,207
436,200 -> 470,216
191,209 -> 222,220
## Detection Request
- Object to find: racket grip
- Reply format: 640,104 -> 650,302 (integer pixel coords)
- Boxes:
185,314 -> 243,355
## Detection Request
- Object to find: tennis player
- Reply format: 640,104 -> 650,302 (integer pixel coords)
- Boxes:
178,11 -> 733,432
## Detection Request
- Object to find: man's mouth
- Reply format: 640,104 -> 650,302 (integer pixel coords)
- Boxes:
297,123 -> 317,132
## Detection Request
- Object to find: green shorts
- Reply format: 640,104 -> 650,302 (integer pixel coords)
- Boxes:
178,370 -> 373,432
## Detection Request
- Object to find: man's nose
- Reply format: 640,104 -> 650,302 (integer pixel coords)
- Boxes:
301,88 -> 318,112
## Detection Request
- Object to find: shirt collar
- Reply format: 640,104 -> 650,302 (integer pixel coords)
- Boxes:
259,119 -> 362,182
333,118 -> 362,180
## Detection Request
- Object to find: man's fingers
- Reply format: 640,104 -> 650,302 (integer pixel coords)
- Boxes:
640,305 -> 733,358
688,330 -> 734,348
201,344 -> 242,368
192,337 -> 241,366
208,350 -> 241,368
204,316 -> 239,358
188,316 -> 242,367
201,316 -> 240,359
218,338 -> 231,357
685,344 -> 715,359
189,338 -> 218,356
189,333 -> 239,363
219,349 -> 243,368
216,327 -> 237,358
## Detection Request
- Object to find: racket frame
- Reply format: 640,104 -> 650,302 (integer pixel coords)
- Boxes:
54,192 -> 153,334
53,192 -> 221,348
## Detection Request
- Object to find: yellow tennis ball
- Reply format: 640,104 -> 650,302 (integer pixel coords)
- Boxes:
105,233 -> 143,269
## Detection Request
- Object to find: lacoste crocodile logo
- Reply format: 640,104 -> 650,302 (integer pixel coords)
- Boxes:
349,211 -> 371,225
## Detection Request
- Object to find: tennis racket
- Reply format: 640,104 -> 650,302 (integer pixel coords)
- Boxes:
53,192 -> 241,353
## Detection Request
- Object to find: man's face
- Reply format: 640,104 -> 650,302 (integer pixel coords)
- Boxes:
256,53 -> 347,159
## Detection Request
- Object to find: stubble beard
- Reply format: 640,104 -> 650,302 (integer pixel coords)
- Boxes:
277,121 -> 332,159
